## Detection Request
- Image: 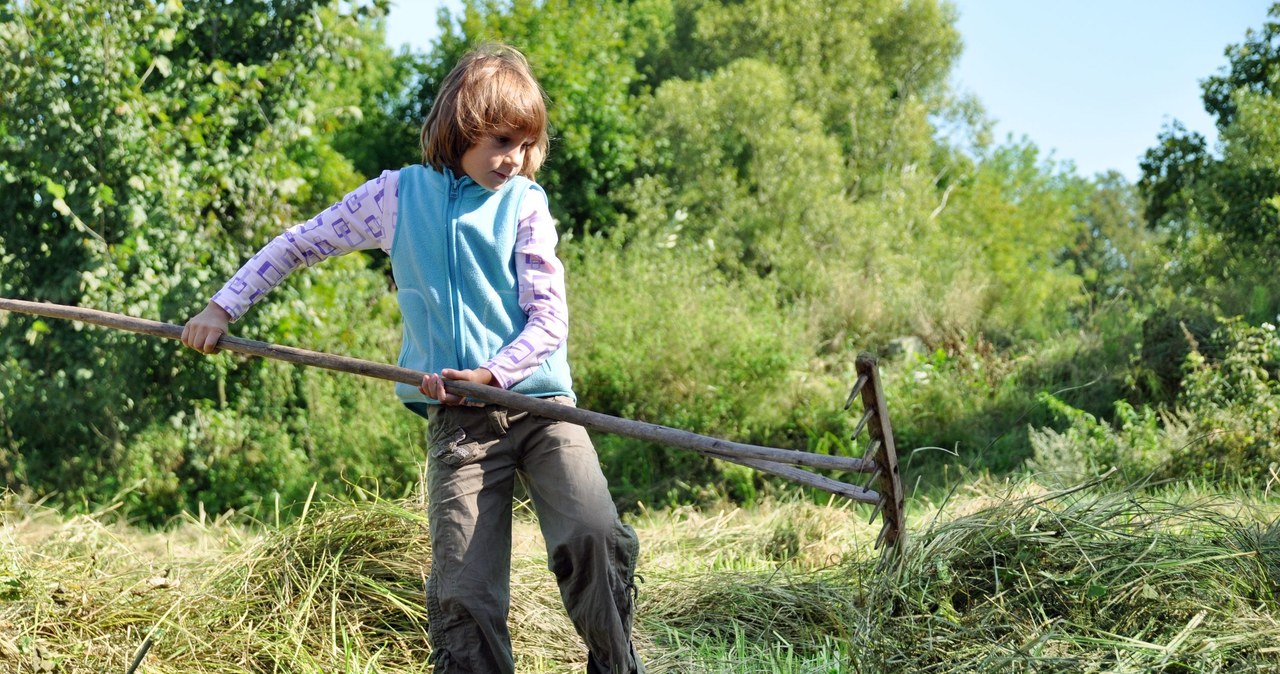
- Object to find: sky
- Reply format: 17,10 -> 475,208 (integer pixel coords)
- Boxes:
384,0 -> 1275,182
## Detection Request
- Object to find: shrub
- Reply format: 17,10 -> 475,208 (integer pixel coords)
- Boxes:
1030,318 -> 1280,484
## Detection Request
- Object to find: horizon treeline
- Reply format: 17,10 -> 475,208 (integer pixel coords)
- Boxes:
1,0 -> 1278,522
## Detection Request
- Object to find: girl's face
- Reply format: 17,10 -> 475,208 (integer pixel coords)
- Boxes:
461,126 -> 536,191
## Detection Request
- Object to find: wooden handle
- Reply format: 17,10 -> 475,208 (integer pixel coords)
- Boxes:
0,298 -> 880,503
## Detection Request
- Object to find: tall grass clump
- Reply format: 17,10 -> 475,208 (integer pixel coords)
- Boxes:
0,495 -> 438,673
198,496 -> 435,671
857,477 -> 1280,672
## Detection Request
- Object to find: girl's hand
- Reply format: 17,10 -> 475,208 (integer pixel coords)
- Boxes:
181,302 -> 232,354
420,368 -> 494,406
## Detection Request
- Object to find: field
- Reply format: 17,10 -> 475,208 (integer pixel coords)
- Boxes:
5,1 -> 1280,672
4,474 -> 1280,674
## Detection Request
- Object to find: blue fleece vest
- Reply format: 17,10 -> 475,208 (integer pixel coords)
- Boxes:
390,164 -> 574,405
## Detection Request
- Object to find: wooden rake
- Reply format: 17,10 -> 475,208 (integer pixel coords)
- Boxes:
0,297 -> 907,547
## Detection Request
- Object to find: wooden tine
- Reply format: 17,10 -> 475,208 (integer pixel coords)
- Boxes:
861,438 -> 881,464
874,519 -> 893,549
867,498 -> 885,526
851,407 -> 875,441
843,373 -> 869,410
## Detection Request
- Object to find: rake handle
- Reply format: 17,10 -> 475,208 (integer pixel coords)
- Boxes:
0,298 -> 879,504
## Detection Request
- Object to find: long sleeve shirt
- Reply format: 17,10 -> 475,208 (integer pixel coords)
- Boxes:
210,169 -> 569,389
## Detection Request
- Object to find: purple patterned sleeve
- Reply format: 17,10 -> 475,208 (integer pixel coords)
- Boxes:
211,171 -> 399,320
481,189 -> 570,388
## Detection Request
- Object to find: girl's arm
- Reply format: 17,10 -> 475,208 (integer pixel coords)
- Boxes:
481,188 -> 569,388
181,171 -> 399,353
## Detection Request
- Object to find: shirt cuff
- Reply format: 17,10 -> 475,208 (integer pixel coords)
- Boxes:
209,295 -> 242,322
480,360 -> 512,389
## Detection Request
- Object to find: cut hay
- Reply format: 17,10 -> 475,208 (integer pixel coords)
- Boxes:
857,481 -> 1280,672
3,482 -> 1280,673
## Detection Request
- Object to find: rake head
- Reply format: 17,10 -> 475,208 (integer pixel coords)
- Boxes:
848,353 -> 907,549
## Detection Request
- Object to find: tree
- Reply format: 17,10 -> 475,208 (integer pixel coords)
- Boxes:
1137,3 -> 1280,322
0,0 -> 417,520
1067,171 -> 1164,310
638,0 -> 961,197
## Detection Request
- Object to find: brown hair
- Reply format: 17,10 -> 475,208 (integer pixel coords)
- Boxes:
421,43 -> 549,179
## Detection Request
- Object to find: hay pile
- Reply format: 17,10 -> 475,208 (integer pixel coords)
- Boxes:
857,483 -> 1280,672
3,483 -> 1280,673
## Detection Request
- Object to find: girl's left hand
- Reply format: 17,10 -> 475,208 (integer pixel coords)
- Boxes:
420,368 -> 494,406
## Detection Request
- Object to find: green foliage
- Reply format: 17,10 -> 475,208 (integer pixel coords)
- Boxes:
885,345 -> 1031,476
567,229 -> 816,505
938,141 -> 1089,341
1031,319 -> 1280,484
1202,5 -> 1280,130
1138,4 -> 1280,323
640,0 -> 961,196
626,58 -> 848,281
0,0 -> 421,522
1064,171 -> 1166,310
1168,318 -> 1280,479
321,10 -> 427,180
1138,122 -> 1213,239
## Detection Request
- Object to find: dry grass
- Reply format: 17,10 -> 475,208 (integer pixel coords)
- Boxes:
2,479 -> 1280,673
859,476 -> 1280,672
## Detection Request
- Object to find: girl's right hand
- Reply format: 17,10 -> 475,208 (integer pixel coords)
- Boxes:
181,301 -> 232,354
420,368 -> 494,406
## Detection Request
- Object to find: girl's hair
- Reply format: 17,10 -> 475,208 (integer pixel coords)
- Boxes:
421,43 -> 549,179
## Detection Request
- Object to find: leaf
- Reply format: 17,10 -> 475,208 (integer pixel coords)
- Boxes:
95,184 -> 115,206
0,575 -> 21,601
43,179 -> 65,200
132,575 -> 181,594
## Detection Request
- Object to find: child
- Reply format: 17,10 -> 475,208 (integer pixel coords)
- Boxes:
181,43 -> 644,674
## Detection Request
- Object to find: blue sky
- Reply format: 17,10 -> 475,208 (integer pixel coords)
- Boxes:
385,0 -> 1274,181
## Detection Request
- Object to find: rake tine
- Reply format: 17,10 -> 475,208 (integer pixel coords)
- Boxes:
862,468 -> 882,492
851,407 -> 875,440
861,438 -> 881,464
874,519 -> 893,549
867,497 -> 886,526
843,374 -> 869,410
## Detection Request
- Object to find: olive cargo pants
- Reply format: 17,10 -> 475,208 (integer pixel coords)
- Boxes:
415,399 -> 644,674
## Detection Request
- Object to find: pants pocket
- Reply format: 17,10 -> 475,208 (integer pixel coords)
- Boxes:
426,408 -> 496,468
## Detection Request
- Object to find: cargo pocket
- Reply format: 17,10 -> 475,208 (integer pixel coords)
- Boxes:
426,410 -> 496,468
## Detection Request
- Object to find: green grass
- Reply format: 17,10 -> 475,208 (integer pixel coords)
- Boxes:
2,477 -> 1279,673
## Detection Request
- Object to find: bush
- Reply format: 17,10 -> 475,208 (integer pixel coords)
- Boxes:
566,228 -> 826,506
1030,318 -> 1280,485
0,1 -> 420,523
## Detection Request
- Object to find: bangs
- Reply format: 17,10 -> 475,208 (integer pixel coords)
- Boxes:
462,67 -> 547,141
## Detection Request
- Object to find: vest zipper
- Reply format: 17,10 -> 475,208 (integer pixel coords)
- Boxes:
446,179 -> 465,367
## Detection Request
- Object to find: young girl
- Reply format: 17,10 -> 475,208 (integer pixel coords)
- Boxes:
181,43 -> 644,674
